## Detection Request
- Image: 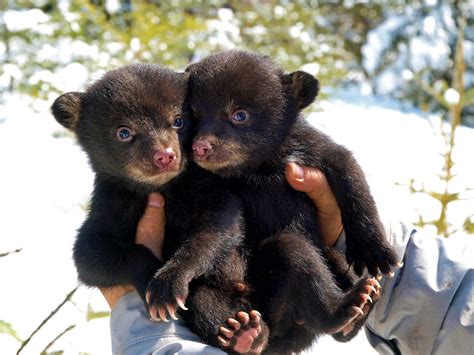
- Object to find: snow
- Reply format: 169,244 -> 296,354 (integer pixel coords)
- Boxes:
361,3 -> 468,98
4,9 -> 50,32
444,88 -> 460,105
0,85 -> 472,354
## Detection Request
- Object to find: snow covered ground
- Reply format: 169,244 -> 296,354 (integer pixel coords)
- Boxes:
0,87 -> 472,354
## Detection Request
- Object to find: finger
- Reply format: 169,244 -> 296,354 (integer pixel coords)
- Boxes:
136,193 -> 166,260
285,163 -> 342,246
285,163 -> 336,209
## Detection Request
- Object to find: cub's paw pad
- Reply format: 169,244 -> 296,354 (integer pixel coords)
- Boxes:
340,278 -> 380,327
351,277 -> 380,311
334,277 -> 381,337
217,310 -> 263,354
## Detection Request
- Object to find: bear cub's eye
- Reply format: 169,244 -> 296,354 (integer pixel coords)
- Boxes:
116,127 -> 135,142
172,117 -> 184,129
231,109 -> 249,123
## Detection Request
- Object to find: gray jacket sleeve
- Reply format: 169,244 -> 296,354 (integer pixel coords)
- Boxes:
110,291 -> 225,355
110,222 -> 473,355
362,221 -> 474,355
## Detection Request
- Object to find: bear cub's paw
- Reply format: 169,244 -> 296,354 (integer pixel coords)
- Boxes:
346,229 -> 400,276
217,310 -> 268,354
145,267 -> 191,321
331,277 -> 381,335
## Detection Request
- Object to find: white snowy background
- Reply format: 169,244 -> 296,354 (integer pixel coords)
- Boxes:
1,2 -> 473,355
1,86 -> 472,354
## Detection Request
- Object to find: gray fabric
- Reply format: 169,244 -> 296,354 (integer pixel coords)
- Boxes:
364,221 -> 474,355
110,222 -> 474,354
110,291 -> 225,355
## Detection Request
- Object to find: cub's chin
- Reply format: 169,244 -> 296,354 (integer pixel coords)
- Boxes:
126,163 -> 184,187
194,158 -> 234,171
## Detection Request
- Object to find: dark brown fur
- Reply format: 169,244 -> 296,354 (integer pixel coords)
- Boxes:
186,51 -> 398,353
51,64 -> 268,352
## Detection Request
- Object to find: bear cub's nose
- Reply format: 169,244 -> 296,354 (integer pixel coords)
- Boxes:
193,139 -> 213,158
154,148 -> 176,170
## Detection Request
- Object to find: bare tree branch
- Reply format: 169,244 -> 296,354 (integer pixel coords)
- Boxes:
16,287 -> 78,354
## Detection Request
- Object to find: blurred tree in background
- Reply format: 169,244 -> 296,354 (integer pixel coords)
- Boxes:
1,1 -> 473,352
1,1 -> 472,123
0,1 -> 405,97
1,0 -> 473,239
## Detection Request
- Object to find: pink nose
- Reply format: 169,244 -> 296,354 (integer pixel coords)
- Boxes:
192,139 -> 213,157
154,148 -> 176,170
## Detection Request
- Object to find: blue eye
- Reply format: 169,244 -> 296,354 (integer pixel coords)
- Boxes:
231,110 -> 248,123
172,117 -> 184,129
116,127 -> 135,142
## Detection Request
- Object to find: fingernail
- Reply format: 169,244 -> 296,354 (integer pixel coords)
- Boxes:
291,163 -> 304,180
148,194 -> 163,208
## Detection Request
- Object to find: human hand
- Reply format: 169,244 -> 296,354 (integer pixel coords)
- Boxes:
101,193 -> 166,309
285,163 -> 343,246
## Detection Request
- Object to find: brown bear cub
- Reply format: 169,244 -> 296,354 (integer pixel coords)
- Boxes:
51,64 -> 268,354
186,51 -> 399,353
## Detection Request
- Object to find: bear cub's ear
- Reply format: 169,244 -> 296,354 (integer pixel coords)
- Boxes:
51,92 -> 84,130
282,71 -> 319,109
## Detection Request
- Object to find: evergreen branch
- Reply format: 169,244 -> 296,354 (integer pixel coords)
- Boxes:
461,88 -> 474,108
414,76 -> 451,110
0,320 -> 23,342
16,287 -> 78,354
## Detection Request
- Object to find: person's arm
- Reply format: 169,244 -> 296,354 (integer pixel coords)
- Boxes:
103,164 -> 346,306
102,167 -> 348,355
101,194 -> 226,354
101,193 -> 165,308
287,163 -> 474,354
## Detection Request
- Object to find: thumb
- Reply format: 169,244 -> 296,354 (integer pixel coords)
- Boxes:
285,162 -> 331,201
136,193 -> 166,260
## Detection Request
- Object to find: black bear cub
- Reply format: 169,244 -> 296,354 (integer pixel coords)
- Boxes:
52,64 -> 268,353
187,51 -> 399,353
